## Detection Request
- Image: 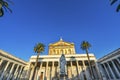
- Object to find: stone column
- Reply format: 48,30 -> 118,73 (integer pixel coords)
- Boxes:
82,61 -> 89,79
103,63 -> 111,79
106,62 -> 116,79
0,59 -> 3,75
111,60 -> 120,78
39,62 -> 43,74
98,64 -> 107,80
57,62 -> 59,78
92,66 -> 96,79
35,66 -> 39,80
114,58 -> 120,73
17,66 -> 24,80
13,64 -> 20,80
38,62 -> 43,80
82,60 -> 88,80
51,61 -> 54,79
7,63 -> 15,80
0,61 -> 10,79
76,60 -> 80,79
45,62 -> 48,79
95,62 -> 102,80
29,64 -> 34,80
79,65 -> 83,80
26,63 -> 32,79
70,61 -> 73,78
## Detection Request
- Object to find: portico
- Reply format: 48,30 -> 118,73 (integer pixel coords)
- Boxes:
97,48 -> 120,80
0,50 -> 27,80
29,54 -> 98,80
28,39 -> 99,80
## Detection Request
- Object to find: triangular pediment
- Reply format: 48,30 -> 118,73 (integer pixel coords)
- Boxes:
50,41 -> 73,46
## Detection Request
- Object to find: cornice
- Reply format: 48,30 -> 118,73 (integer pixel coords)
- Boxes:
97,48 -> 120,62
0,50 -> 27,65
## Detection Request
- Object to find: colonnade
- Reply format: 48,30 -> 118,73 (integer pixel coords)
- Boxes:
0,50 -> 27,80
29,60 -> 99,80
98,57 -> 120,80
0,58 -> 25,80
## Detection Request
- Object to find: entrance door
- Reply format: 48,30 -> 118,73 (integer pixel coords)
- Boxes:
40,72 -> 43,80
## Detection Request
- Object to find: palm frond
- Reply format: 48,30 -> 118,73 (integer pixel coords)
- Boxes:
81,41 -> 91,50
110,0 -> 118,5
34,43 -> 45,53
0,2 -> 2,8
3,1 -> 12,13
6,0 -> 14,5
116,4 -> 120,12
0,0 -> 12,17
0,8 -> 4,17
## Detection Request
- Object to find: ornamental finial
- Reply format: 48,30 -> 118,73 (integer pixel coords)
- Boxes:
60,37 -> 63,41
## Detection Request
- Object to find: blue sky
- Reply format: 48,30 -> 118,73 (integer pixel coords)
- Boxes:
0,0 -> 120,61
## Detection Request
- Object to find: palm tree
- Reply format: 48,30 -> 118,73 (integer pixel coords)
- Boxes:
31,43 -> 45,80
80,41 -> 94,79
0,0 -> 12,17
110,0 -> 120,12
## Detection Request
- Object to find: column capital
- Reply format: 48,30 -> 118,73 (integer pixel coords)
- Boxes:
0,59 -> 4,65
116,58 -> 120,64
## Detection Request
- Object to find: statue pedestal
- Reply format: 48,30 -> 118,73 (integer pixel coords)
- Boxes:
59,74 -> 67,80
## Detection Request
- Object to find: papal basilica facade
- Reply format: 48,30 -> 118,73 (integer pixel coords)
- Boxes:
28,39 -> 100,80
0,38 -> 120,80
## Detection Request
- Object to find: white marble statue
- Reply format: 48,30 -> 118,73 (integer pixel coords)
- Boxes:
59,54 -> 67,75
